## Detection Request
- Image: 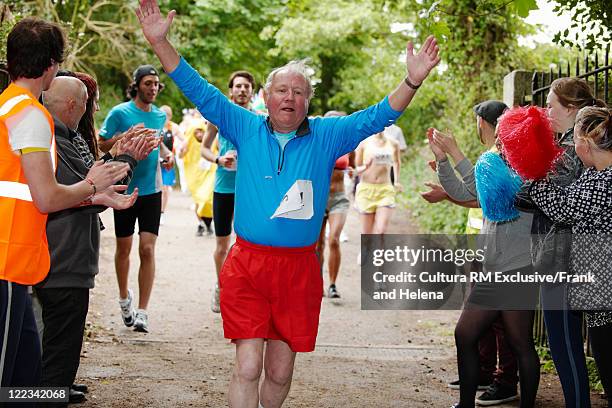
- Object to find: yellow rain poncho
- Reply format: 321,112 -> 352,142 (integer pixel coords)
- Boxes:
182,122 -> 216,218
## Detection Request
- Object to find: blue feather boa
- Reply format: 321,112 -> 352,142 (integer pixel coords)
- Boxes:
474,151 -> 522,222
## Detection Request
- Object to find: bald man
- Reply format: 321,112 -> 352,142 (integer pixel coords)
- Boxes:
34,76 -> 140,404
44,76 -> 88,131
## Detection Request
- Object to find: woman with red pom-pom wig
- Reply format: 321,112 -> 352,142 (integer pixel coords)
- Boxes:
519,77 -> 606,408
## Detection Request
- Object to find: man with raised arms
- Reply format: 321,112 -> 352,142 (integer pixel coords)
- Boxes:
135,1 -> 440,406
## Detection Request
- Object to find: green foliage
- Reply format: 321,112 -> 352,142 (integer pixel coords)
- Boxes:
537,346 -> 603,392
266,0 -> 401,113
587,356 -> 604,393
552,0 -> 611,49
400,146 -> 469,234
168,0 -> 284,89
1,0 -> 607,233
512,0 -> 538,18
20,0 -> 148,76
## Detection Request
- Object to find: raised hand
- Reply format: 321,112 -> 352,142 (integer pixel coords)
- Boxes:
427,128 -> 446,161
432,129 -> 457,153
135,0 -> 176,46
432,128 -> 465,163
405,36 -> 441,85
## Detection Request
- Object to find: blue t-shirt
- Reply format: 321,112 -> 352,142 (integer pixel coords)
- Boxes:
273,130 -> 296,150
169,58 -> 402,247
214,133 -> 237,194
99,101 -> 167,195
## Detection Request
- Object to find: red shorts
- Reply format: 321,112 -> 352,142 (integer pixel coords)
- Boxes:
219,237 -> 323,352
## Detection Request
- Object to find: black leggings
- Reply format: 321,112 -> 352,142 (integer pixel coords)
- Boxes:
455,309 -> 540,408
590,323 -> 612,408
199,216 -> 212,228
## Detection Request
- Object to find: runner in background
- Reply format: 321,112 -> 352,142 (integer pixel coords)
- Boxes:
200,70 -> 255,312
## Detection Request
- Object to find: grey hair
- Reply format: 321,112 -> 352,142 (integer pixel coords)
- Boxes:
264,58 -> 315,100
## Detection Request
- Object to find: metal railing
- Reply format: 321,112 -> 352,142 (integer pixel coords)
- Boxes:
531,45 -> 610,107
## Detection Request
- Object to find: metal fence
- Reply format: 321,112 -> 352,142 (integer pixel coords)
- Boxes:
531,45 -> 610,107
529,45 -> 611,351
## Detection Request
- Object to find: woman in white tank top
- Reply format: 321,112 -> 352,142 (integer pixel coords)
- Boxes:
354,131 -> 402,235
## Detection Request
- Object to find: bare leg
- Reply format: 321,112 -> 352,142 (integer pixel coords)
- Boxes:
137,232 -> 157,310
316,217 -> 327,269
373,206 -> 394,234
115,236 -> 133,299
359,213 -> 376,265
360,213 -> 376,234
214,235 -> 232,279
327,212 -> 347,285
229,339 -> 265,408
161,185 -> 170,213
260,340 -> 296,408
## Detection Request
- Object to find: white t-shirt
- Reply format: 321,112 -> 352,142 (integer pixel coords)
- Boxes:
6,105 -> 52,152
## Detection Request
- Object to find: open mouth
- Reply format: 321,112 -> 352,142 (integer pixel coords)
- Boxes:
281,107 -> 295,112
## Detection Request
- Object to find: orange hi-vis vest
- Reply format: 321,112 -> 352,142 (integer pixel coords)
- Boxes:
0,83 -> 56,285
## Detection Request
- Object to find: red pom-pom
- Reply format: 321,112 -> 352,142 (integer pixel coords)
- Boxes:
497,106 -> 563,180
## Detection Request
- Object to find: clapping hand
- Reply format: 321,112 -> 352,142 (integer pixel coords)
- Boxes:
427,128 -> 446,161
92,186 -> 139,210
85,160 -> 130,192
115,127 -> 158,160
431,128 -> 465,163
420,182 -> 448,204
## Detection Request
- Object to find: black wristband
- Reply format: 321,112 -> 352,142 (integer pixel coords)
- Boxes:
404,76 -> 421,90
215,156 -> 220,164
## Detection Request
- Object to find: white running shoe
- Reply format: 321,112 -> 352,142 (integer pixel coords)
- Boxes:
340,230 -> 349,242
159,213 -> 165,225
119,289 -> 135,327
211,283 -> 220,313
134,309 -> 149,333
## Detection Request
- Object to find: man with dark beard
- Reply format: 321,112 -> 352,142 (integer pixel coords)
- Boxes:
98,65 -> 173,333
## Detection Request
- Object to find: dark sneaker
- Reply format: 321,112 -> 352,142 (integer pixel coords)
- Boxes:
476,382 -> 519,406
69,389 -> 86,404
196,224 -> 205,237
71,383 -> 88,393
328,284 -> 340,298
447,379 -> 491,391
